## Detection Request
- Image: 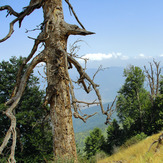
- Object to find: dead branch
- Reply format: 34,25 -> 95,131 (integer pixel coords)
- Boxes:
0,5 -> 20,17
65,0 -> 85,29
73,112 -> 97,123
75,100 -> 99,106
144,59 -> 162,103
6,33 -> 45,105
68,39 -> 89,71
0,51 -> 46,161
69,39 -> 83,56
68,55 -> 115,124
0,0 -> 44,43
148,133 -> 163,153
153,60 -> 161,95
69,75 -> 98,122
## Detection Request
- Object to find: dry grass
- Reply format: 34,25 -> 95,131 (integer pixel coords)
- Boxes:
98,132 -> 163,163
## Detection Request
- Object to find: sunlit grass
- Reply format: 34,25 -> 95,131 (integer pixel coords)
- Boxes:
98,132 -> 163,163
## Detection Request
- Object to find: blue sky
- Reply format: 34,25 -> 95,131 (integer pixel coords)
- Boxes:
0,0 -> 163,67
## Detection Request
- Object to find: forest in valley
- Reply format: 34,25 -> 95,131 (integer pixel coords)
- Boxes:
0,57 -> 162,162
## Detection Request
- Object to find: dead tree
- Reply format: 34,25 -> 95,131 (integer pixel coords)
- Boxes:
0,0 -> 114,162
144,59 -> 162,104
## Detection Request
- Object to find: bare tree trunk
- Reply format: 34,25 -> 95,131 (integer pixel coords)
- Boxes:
46,49 -> 77,159
42,0 -> 77,160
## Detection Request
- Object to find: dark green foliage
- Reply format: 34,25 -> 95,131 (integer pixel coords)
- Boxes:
84,128 -> 106,158
82,65 -> 162,159
116,66 -> 151,135
145,76 -> 163,135
0,57 -> 53,162
106,119 -> 125,154
117,66 -> 153,137
160,75 -> 163,94
116,65 -> 162,137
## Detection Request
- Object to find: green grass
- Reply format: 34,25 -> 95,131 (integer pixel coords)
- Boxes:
98,132 -> 163,163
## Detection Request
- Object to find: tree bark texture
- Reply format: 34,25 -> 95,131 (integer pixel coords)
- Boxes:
42,0 -> 77,159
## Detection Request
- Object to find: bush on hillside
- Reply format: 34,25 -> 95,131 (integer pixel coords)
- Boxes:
121,132 -> 147,148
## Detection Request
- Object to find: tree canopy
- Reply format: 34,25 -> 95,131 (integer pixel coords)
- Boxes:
84,128 -> 105,159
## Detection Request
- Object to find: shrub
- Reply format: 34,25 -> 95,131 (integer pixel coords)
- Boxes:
84,128 -> 106,158
122,132 -> 147,148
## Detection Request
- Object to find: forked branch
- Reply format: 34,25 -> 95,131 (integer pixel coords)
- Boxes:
0,0 -> 44,43
68,55 -> 116,124
6,33 -> 46,104
0,5 -> 19,17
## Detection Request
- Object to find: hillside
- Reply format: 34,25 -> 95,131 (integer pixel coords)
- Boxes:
98,132 -> 163,163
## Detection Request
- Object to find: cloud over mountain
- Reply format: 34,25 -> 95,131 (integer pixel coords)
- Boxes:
82,52 -> 129,61
79,52 -> 163,68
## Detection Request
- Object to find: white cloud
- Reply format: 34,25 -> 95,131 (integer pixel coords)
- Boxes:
139,53 -> 145,57
82,52 -> 129,61
135,53 -> 152,59
121,55 -> 129,60
78,52 -> 162,68
83,53 -> 112,61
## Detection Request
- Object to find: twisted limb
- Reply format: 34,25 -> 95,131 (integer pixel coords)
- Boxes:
0,50 -> 46,162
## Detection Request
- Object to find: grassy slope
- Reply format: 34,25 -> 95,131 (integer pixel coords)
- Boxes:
98,132 -> 163,163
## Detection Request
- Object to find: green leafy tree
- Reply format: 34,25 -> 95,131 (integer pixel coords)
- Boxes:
84,128 -> 105,158
106,119 -> 125,154
144,60 -> 163,134
146,75 -> 163,134
116,65 -> 150,135
160,76 -> 163,94
0,57 -> 53,162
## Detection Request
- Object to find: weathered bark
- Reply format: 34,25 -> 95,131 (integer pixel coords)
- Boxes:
41,0 -> 95,160
42,0 -> 77,160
